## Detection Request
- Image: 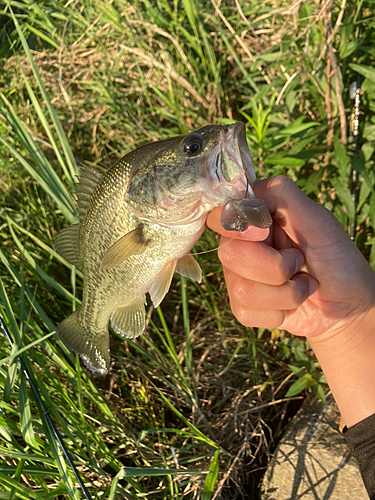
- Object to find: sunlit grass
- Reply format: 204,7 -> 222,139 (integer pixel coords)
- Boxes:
1,0 -> 374,498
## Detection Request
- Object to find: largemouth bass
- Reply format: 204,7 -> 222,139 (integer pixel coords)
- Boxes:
55,122 -> 271,373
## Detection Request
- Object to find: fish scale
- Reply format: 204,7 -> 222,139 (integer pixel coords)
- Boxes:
55,122 -> 271,373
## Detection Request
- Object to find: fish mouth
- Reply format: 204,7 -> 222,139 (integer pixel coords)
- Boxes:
221,122 -> 256,184
206,122 -> 256,203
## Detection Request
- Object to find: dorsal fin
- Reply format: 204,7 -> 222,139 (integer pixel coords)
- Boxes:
54,223 -> 83,271
75,163 -> 107,220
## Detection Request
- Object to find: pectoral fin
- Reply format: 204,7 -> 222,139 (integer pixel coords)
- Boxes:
100,224 -> 149,271
110,297 -> 146,338
149,260 -> 176,308
175,254 -> 202,282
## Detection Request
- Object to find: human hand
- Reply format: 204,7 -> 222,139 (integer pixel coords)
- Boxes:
207,175 -> 375,340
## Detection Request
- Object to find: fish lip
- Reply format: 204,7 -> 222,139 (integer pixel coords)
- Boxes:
237,123 -> 257,183
221,122 -> 256,184
201,122 -> 256,204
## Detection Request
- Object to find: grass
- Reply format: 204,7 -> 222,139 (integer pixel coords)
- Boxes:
0,0 -> 375,498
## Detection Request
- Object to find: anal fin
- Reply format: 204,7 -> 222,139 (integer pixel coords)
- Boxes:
110,297 -> 146,338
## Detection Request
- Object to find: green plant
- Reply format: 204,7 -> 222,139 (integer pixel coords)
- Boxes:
277,336 -> 328,402
1,1 -> 375,499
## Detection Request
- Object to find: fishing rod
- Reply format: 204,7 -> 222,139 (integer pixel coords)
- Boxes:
349,18 -> 362,241
0,315 -> 93,500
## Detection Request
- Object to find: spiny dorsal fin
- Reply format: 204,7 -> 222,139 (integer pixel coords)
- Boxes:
175,254 -> 202,282
75,163 -> 107,220
54,224 -> 83,271
149,260 -> 176,308
100,224 -> 149,271
110,296 -> 146,339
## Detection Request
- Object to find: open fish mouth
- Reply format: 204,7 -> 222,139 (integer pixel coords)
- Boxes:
219,123 -> 273,230
221,122 -> 256,184
207,122 -> 256,203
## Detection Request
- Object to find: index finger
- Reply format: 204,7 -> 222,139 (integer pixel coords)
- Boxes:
207,207 -> 270,241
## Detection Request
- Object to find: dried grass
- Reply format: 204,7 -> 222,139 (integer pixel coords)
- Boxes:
0,2 -> 340,497
1,0 -> 331,163
102,280 -> 298,500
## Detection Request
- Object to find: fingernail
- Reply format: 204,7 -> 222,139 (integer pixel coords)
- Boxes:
295,254 -> 305,274
238,227 -> 269,241
309,278 -> 319,296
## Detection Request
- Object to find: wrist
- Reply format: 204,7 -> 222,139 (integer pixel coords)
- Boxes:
309,304 -> 375,428
310,301 -> 375,349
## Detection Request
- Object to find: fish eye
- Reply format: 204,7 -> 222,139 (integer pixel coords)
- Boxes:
182,136 -> 203,156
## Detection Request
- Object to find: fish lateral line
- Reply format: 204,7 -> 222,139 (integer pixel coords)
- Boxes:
54,121 -> 269,373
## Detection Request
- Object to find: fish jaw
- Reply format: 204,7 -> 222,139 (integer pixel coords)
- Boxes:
199,122 -> 257,207
124,122 -> 258,226
220,122 -> 256,184
212,123 -> 272,229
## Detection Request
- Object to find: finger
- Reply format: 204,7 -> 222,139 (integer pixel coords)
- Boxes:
252,176 -> 341,244
206,207 -> 270,241
230,301 -> 286,330
218,237 -> 305,285
224,267 -> 318,310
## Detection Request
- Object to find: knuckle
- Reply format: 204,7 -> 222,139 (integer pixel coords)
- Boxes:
233,304 -> 251,327
218,245 -> 236,266
267,311 -> 286,330
268,174 -> 293,193
236,278 -> 254,302
233,305 -> 285,330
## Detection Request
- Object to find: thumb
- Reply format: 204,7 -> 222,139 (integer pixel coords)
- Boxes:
253,176 -> 342,243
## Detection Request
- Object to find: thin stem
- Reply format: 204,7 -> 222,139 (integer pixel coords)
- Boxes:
0,316 -> 93,500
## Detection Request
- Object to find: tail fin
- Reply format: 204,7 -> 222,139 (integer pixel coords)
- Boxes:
56,309 -> 110,374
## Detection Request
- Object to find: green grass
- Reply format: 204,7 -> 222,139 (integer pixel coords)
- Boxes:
0,0 -> 375,498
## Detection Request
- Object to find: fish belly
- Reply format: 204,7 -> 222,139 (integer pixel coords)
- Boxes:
63,222 -> 202,372
82,226 -> 201,330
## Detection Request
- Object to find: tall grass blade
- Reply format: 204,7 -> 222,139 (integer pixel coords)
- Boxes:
10,9 -> 79,183
0,331 -> 55,368
180,276 -> 193,376
0,316 -> 92,500
19,370 -> 40,450
152,382 -> 218,449
19,68 -> 76,191
0,209 -> 82,276
8,224 -> 77,302
202,450 -> 220,500
0,249 -> 55,332
0,101 -> 76,222
0,471 -> 43,500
